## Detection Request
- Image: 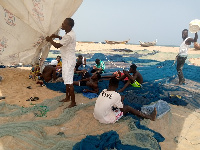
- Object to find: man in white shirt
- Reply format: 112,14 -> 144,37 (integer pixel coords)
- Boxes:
93,78 -> 157,124
46,18 -> 76,108
176,29 -> 197,84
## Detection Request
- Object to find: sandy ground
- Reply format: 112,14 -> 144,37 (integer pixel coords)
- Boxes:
0,43 -> 200,150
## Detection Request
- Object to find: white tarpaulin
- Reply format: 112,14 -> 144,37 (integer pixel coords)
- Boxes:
0,0 -> 83,66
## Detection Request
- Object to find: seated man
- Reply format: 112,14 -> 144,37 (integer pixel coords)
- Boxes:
91,59 -> 105,74
29,63 -> 41,80
75,55 -> 87,71
56,55 -> 62,76
93,77 -> 157,124
118,64 -> 143,93
73,72 -> 101,93
36,60 -> 58,85
74,59 -> 84,73
101,70 -> 129,81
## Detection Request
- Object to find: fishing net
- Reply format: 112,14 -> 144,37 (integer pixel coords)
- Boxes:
0,94 -> 163,150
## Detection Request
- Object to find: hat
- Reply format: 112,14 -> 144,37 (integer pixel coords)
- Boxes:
50,60 -> 58,66
189,19 -> 200,33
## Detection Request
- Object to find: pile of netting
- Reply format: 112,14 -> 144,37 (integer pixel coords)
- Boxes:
0,94 -> 164,150
1,50 -> 200,149
45,52 -> 200,110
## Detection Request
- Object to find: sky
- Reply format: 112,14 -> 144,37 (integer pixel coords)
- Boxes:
61,0 -> 200,46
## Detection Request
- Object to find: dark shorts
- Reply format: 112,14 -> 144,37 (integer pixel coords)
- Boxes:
79,81 -> 87,86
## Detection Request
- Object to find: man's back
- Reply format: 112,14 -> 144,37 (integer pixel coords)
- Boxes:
94,89 -> 123,124
135,71 -> 143,84
42,65 -> 56,82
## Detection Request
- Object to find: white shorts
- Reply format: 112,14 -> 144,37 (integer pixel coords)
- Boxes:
62,59 -> 76,84
114,109 -> 123,121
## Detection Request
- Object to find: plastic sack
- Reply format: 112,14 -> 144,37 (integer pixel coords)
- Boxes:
141,100 -> 171,119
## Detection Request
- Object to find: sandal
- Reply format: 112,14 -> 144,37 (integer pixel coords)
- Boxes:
33,97 -> 39,101
27,86 -> 32,89
26,97 -> 39,101
0,96 -> 5,100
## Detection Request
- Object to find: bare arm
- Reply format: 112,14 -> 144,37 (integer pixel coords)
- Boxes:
123,70 -> 137,83
84,88 -> 99,93
185,38 -> 195,45
50,34 -> 62,39
46,36 -> 63,49
118,74 -> 126,80
101,74 -> 116,79
194,32 -> 198,42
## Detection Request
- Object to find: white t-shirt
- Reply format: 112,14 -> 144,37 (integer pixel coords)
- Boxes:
60,30 -> 76,61
93,89 -> 123,124
59,30 -> 76,84
178,37 -> 190,57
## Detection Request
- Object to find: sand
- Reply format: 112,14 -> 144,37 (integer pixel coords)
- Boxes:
0,43 -> 200,150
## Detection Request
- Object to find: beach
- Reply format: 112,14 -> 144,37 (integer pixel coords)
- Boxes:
0,43 -> 200,150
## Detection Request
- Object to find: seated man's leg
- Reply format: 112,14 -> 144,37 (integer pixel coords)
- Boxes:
118,80 -> 131,93
73,81 -> 87,86
120,105 -> 157,121
73,81 -> 80,86
91,69 -> 98,74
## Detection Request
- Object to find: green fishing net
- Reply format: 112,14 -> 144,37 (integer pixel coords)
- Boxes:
0,94 -> 160,150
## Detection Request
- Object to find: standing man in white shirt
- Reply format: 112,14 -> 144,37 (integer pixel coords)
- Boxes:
46,18 -> 77,108
93,78 -> 157,124
176,29 -> 197,84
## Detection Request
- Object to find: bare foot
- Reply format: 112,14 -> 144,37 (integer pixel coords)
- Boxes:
150,107 -> 157,121
36,81 -> 43,86
66,102 -> 77,108
59,98 -> 70,102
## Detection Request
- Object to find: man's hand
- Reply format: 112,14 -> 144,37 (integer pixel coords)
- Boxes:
46,36 -> 51,42
50,34 -> 56,38
123,70 -> 129,76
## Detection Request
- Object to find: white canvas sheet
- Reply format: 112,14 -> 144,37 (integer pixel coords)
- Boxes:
0,0 -> 83,66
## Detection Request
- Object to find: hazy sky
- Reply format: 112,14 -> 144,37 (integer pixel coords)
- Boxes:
61,0 -> 199,46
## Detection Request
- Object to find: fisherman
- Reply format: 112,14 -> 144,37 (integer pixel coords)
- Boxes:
101,70 -> 129,81
91,58 -> 105,74
93,77 -> 157,124
36,60 -> 58,86
73,72 -> 101,93
56,55 -> 62,77
176,29 -> 197,84
75,55 -> 87,71
117,64 -> 143,93
46,18 -> 77,108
